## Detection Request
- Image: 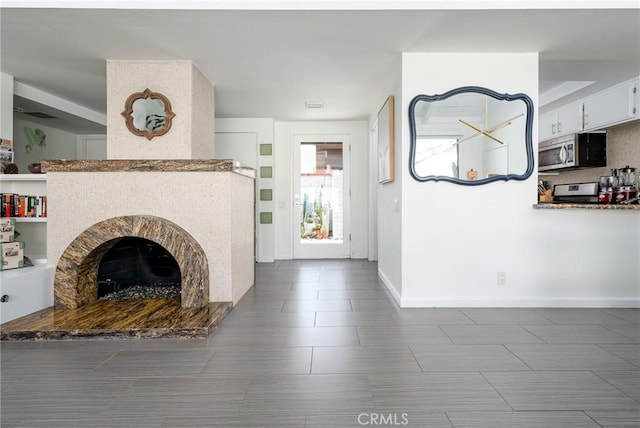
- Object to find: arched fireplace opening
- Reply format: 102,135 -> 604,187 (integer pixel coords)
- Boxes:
54,215 -> 209,310
97,237 -> 181,301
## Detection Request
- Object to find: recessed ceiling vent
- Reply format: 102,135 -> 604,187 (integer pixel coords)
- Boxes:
24,111 -> 56,119
13,106 -> 56,119
305,100 -> 324,109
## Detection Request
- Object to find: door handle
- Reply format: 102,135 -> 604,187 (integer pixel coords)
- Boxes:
559,145 -> 567,164
293,202 -> 302,206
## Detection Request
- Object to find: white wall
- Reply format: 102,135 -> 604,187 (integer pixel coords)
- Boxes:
13,118 -> 78,173
395,52 -> 639,307
1,73 -> 13,141
371,65 -> 403,299
274,121 -> 369,260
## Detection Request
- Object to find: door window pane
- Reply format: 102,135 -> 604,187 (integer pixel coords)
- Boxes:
299,142 -> 343,242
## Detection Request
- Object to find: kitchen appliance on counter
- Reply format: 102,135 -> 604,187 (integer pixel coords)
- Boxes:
538,132 -> 607,171
615,165 -> 637,204
598,174 -> 618,203
553,182 -> 599,203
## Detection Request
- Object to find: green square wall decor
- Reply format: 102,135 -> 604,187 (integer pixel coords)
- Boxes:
260,144 -> 273,156
260,166 -> 273,178
259,212 -> 273,224
260,189 -> 273,201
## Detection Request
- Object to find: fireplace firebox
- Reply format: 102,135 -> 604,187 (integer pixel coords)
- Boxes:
97,237 -> 181,300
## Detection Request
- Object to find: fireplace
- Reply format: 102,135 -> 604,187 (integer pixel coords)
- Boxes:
53,214 -> 209,310
45,159 -> 255,312
43,61 -> 254,321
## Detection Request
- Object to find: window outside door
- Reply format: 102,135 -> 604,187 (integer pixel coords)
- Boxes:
293,135 -> 350,259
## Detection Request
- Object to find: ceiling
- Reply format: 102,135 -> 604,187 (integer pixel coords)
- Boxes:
2,4 -> 639,134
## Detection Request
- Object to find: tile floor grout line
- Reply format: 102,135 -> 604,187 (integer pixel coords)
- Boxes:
458,309 -> 478,325
582,410 -> 607,428
598,323 -> 639,343
501,343 -> 536,371
479,371 -> 517,412
593,342 -> 640,368
436,324 -> 456,345
309,346 -> 314,375
519,324 -> 549,344
443,411 -> 455,427
406,344 -> 425,372
589,369 -> 640,404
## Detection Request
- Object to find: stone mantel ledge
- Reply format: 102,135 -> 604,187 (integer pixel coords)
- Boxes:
534,203 -> 640,210
41,159 -> 255,179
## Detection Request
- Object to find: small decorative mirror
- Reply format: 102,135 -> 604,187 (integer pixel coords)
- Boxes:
409,86 -> 534,185
121,88 -> 175,140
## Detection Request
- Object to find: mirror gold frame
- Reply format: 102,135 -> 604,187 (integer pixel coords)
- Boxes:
121,88 -> 176,140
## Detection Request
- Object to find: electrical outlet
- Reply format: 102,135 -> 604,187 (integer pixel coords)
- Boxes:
497,272 -> 507,285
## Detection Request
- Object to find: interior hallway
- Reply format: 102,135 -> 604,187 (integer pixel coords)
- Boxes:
1,259 -> 639,427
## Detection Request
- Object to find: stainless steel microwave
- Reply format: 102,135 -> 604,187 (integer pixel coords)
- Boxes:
538,132 -> 607,171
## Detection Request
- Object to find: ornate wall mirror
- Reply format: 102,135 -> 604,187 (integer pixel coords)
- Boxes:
409,86 -> 534,185
121,88 -> 175,140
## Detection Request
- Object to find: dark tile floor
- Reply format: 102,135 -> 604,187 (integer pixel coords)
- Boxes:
1,259 -> 638,427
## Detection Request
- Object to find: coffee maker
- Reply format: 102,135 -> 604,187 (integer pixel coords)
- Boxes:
615,165 -> 637,204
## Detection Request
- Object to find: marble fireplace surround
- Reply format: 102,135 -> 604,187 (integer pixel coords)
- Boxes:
53,214 -> 208,310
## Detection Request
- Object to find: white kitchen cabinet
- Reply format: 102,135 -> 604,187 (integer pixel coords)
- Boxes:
539,101 -> 583,141
583,79 -> 638,131
539,110 -> 558,142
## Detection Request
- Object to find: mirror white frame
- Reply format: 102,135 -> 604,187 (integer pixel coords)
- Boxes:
409,86 -> 534,185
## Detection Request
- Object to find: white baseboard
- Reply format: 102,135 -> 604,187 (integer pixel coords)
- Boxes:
378,269 -> 402,306
399,297 -> 640,308
350,252 -> 369,259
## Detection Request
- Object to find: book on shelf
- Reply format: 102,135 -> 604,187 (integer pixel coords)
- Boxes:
0,193 -> 47,218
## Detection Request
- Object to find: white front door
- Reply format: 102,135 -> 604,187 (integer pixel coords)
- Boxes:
292,134 -> 350,259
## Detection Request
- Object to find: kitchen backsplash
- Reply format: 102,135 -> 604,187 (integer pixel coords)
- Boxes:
542,120 -> 640,187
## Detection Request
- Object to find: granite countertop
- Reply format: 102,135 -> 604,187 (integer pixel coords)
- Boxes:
534,202 -> 640,210
41,159 -> 255,179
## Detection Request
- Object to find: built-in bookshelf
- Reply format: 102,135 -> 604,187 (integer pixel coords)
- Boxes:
0,174 -> 47,256
0,173 -> 50,324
